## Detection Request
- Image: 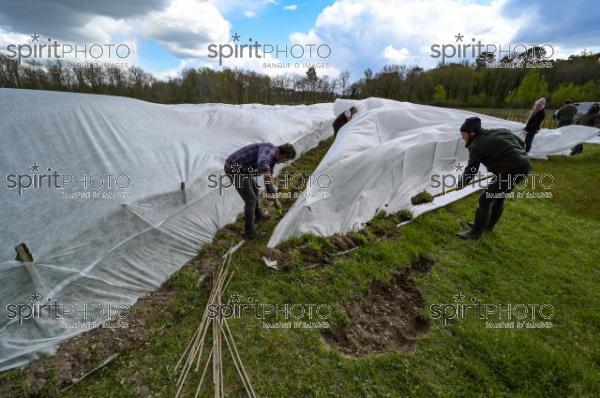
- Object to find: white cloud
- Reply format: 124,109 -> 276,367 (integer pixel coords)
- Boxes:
9,0 -> 589,82
151,58 -> 194,80
382,45 -> 410,62
77,16 -> 134,44
0,0 -> 231,61
0,0 -> 233,76
293,0 -> 535,78
0,0 -> 329,79
210,0 -> 278,14
551,44 -> 600,61
0,29 -> 31,49
137,0 -> 230,58
289,29 -> 322,44
0,26 -> 140,66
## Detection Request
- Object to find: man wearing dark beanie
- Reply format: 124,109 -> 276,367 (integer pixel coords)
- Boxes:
456,117 -> 531,239
460,116 -> 481,134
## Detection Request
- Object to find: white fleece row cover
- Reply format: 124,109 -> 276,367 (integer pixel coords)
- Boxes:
268,98 -> 599,247
0,89 -> 334,371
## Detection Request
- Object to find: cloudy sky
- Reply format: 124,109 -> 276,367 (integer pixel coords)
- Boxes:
0,0 -> 598,80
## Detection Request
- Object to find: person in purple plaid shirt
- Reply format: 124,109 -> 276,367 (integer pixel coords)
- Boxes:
224,142 -> 296,239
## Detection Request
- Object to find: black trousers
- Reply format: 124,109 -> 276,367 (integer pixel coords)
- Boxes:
571,143 -> 584,155
479,163 -> 531,216
524,130 -> 538,152
224,165 -> 264,235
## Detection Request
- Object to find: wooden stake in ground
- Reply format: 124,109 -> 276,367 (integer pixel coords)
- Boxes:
175,241 -> 256,398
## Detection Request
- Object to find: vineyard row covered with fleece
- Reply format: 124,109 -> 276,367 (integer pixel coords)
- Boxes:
1,89 -> 598,371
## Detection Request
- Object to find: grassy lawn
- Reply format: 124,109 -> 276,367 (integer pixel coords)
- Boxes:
3,140 -> 599,397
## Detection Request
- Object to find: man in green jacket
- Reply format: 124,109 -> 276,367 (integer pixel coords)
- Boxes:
571,103 -> 600,155
554,99 -> 578,127
456,117 -> 532,239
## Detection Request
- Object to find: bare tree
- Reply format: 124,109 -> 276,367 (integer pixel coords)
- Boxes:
338,70 -> 350,96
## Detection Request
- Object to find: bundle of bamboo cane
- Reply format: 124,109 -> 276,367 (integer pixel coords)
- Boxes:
174,240 -> 256,398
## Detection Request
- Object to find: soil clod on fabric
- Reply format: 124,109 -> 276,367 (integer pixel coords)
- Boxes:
323,254 -> 435,356
410,190 -> 434,206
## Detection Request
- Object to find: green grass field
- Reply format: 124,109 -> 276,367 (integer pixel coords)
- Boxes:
3,129 -> 599,397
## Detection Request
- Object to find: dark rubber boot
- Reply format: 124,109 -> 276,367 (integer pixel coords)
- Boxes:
243,199 -> 257,237
458,208 -> 490,239
243,204 -> 265,239
255,205 -> 271,222
487,200 -> 505,231
468,200 -> 505,232
242,230 -> 266,240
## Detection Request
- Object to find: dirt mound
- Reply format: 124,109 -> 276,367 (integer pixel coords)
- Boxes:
323,254 -> 435,356
262,233 -> 366,271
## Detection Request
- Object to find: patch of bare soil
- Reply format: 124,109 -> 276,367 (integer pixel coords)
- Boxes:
323,254 -> 435,356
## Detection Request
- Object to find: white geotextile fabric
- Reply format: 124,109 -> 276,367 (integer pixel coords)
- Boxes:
0,89 -> 333,370
268,98 -> 600,247
586,136 -> 600,144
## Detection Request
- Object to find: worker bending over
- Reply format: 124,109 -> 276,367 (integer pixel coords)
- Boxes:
456,117 -> 531,239
333,106 -> 357,137
225,142 -> 296,239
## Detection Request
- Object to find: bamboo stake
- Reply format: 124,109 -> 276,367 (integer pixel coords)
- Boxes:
176,264 -> 226,374
221,329 -> 249,396
194,348 -> 213,398
176,270 -> 223,397
175,240 -> 253,398
212,316 -> 220,398
222,319 -> 256,398
177,279 -> 221,390
178,254 -> 231,379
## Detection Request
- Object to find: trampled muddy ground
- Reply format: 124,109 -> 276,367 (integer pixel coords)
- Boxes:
323,254 -> 434,356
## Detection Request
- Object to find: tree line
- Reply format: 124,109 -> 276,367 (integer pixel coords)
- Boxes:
1,51 -> 599,108
356,52 -> 600,108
